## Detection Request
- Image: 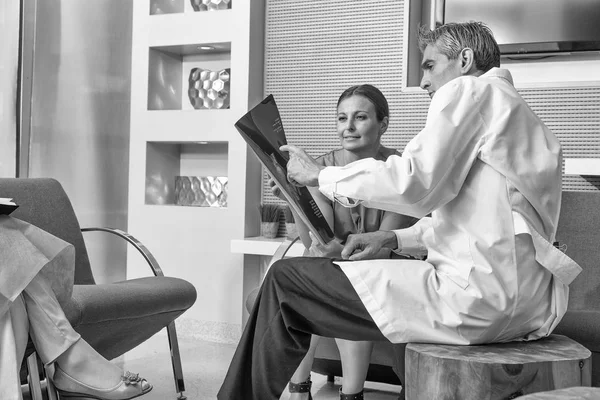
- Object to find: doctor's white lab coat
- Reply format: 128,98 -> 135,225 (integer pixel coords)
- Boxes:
318,68 -> 581,345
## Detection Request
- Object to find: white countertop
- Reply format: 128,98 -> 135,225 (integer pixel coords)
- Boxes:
564,158 -> 600,176
230,236 -> 306,257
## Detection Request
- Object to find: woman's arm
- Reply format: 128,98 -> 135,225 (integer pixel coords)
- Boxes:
292,154 -> 337,253
288,187 -> 331,250
295,187 -> 335,249
271,176 -> 335,251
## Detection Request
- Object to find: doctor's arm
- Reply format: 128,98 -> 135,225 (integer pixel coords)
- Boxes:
340,216 -> 432,261
293,79 -> 486,218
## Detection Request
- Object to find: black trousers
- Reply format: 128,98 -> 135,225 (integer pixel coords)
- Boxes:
217,257 -> 397,400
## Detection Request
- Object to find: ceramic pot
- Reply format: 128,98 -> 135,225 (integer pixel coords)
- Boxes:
285,223 -> 297,239
261,222 -> 278,239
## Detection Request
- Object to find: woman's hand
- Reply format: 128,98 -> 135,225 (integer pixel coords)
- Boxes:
279,145 -> 323,187
268,176 -> 286,201
308,233 -> 344,258
341,231 -> 398,261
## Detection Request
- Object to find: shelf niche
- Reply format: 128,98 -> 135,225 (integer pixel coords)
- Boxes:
150,0 -> 232,15
145,141 -> 229,207
147,42 -> 231,110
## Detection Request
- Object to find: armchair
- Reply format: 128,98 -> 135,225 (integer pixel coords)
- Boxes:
2,178 -> 197,400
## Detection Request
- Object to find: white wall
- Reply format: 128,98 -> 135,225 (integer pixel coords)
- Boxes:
0,1 -> 19,178
27,0 -> 133,284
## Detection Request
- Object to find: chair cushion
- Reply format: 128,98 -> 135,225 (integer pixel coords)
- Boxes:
63,276 -> 197,360
555,191 -> 600,313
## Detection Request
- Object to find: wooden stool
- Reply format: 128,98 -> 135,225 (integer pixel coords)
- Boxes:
405,334 -> 591,400
519,386 -> 600,399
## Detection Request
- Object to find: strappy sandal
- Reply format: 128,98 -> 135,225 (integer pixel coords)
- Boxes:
339,387 -> 364,400
288,376 -> 313,400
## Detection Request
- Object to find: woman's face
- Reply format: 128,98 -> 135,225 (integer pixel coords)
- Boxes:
336,95 -> 387,154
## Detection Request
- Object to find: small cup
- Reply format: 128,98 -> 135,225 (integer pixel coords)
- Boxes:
285,223 -> 298,239
261,222 -> 278,238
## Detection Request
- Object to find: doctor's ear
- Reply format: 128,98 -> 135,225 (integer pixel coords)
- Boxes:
459,48 -> 476,75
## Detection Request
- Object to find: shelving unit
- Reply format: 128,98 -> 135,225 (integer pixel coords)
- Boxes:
148,42 -> 231,111
145,141 -> 228,206
564,158 -> 600,176
128,0 -> 265,342
230,236 -> 306,257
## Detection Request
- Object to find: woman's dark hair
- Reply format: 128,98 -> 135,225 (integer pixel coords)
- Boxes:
337,84 -> 389,122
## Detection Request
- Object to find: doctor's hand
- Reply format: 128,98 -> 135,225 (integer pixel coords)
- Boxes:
279,145 -> 323,187
341,231 -> 398,261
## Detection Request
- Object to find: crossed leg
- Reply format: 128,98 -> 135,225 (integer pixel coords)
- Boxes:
4,273 -> 151,399
22,273 -> 126,388
218,257 -> 392,400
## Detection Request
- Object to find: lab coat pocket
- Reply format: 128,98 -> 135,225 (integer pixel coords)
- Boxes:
444,266 -> 473,290
439,235 -> 474,290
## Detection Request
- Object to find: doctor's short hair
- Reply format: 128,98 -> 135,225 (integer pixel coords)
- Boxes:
417,21 -> 501,73
337,84 -> 389,122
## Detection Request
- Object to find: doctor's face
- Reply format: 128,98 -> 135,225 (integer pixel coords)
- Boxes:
336,95 -> 386,154
420,43 -> 462,99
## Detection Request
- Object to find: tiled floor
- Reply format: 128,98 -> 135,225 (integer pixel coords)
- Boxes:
114,333 -> 403,400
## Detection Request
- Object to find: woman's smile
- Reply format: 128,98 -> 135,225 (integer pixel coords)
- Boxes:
336,95 -> 385,154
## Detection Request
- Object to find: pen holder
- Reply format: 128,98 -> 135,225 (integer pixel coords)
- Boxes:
285,223 -> 297,239
261,222 -> 279,239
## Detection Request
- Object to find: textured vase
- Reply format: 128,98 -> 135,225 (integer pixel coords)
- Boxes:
190,0 -> 232,11
261,222 -> 278,239
175,176 -> 228,207
188,68 -> 231,109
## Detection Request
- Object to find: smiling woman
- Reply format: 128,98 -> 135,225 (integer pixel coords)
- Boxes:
334,85 -> 390,160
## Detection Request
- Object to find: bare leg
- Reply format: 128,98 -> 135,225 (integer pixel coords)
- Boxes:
289,335 -> 320,399
336,339 -> 373,395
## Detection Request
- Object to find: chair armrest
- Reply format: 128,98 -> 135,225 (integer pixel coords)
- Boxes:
263,236 -> 302,279
268,236 -> 301,268
247,236 -> 302,312
81,227 -> 164,277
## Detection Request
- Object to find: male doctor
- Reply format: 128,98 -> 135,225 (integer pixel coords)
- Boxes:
218,22 -> 582,400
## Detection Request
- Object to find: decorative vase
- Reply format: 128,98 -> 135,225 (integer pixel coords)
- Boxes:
174,176 -> 228,207
261,222 -> 278,239
188,68 -> 230,109
285,223 -> 297,239
190,0 -> 232,11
